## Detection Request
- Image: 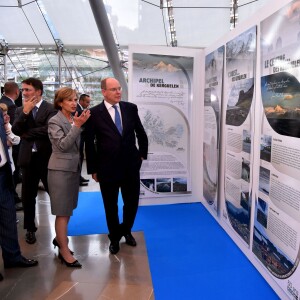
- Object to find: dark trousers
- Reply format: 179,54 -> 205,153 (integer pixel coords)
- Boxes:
0,163 -> 21,263
12,145 -> 21,202
12,144 -> 21,184
79,135 -> 84,167
21,153 -> 49,232
79,133 -> 85,178
100,172 -> 140,242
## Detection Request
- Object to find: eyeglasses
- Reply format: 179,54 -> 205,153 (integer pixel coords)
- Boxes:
105,87 -> 122,92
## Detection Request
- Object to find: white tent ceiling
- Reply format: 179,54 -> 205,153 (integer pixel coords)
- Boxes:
0,0 -> 271,49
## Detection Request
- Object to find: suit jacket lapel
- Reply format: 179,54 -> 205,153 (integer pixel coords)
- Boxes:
57,110 -> 71,128
34,100 -> 46,121
57,111 -> 80,149
119,102 -> 127,134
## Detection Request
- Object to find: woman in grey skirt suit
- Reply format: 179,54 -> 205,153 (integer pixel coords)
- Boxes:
48,87 -> 90,267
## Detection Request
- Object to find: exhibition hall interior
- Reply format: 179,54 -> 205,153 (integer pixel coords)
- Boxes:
2,0 -> 298,299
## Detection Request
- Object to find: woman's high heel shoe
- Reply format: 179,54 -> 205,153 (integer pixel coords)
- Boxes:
58,252 -> 82,268
52,238 -> 74,255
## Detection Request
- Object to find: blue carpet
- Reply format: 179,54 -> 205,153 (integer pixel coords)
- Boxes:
68,192 -> 279,300
68,192 -> 110,236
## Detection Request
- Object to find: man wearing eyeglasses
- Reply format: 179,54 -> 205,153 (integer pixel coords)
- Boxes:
12,78 -> 56,245
85,77 -> 148,255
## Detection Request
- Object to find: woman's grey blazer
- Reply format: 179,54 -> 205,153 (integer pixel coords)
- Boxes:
48,110 -> 82,172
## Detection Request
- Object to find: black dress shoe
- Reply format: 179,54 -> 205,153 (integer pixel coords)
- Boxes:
4,256 -> 38,269
58,252 -> 82,268
80,176 -> 90,183
25,231 -> 36,244
0,272 -> 3,281
15,202 -> 23,211
109,241 -> 120,254
52,238 -> 74,255
124,233 -> 137,246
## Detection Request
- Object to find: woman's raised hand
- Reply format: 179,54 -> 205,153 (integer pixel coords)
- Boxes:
73,110 -> 91,128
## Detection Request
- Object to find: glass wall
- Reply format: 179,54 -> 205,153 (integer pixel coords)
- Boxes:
1,47 -> 127,106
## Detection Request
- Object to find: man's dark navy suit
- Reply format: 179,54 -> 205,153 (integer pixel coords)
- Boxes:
85,101 -> 148,241
0,112 -> 22,264
12,101 -> 56,232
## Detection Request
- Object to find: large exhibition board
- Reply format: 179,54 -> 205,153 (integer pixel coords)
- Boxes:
129,46 -> 197,202
203,46 -> 224,215
252,1 -> 300,297
222,26 -> 257,246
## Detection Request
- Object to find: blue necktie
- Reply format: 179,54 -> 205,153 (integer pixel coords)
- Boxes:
32,106 -> 38,119
113,105 -> 122,134
32,106 -> 38,151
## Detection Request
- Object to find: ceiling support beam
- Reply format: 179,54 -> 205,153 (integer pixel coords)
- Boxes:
0,39 -> 8,82
230,0 -> 239,30
55,39 -> 64,87
88,0 -> 128,101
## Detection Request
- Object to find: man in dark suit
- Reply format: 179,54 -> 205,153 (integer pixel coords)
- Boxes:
85,77 -> 148,255
0,110 -> 38,281
76,94 -> 91,186
0,82 -> 22,210
12,78 -> 56,244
